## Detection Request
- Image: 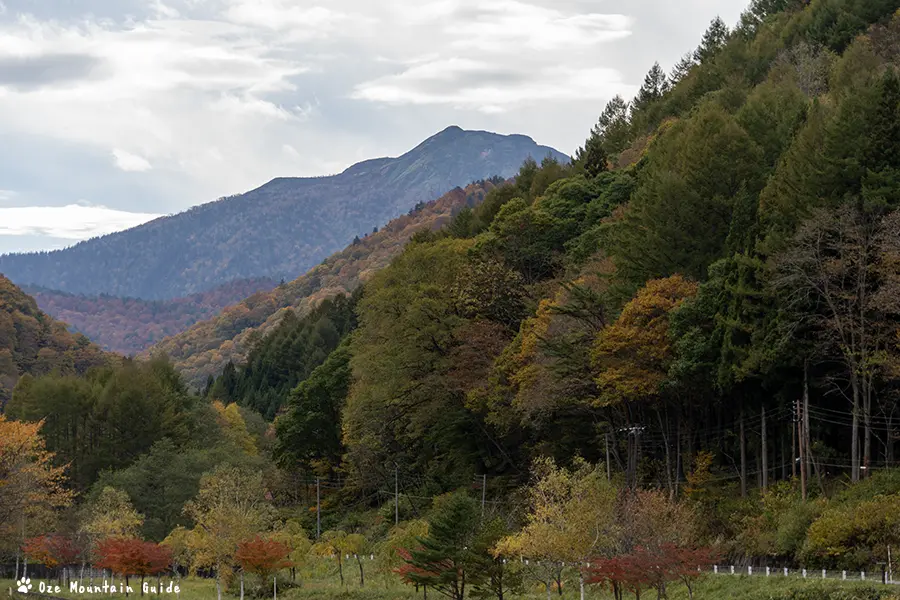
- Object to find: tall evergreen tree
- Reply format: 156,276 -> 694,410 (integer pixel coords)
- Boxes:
404,493 -> 483,600
694,16 -> 730,64
633,62 -> 670,112
670,53 -> 697,84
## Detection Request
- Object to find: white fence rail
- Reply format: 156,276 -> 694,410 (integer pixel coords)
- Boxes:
710,565 -> 899,585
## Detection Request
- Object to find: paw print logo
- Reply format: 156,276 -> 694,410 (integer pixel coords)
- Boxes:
16,578 -> 32,593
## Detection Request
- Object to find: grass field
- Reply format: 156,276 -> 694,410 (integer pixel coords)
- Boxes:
4,573 -> 900,600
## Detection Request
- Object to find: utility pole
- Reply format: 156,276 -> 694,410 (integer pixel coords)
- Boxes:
481,474 -> 486,521
797,400 -> 807,501
394,466 -> 399,526
316,477 -> 321,539
761,406 -> 768,492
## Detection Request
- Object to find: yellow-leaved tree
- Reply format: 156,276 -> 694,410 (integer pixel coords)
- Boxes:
592,275 -> 698,494
311,530 -> 351,587
184,465 -> 273,600
0,416 -> 73,563
495,457 -> 618,600
212,401 -> 258,456
271,519 -> 311,584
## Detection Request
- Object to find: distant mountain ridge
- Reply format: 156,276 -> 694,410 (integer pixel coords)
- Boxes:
24,277 -> 278,355
0,127 -> 567,300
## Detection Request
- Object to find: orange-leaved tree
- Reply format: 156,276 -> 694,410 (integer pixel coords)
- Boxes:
23,535 -> 80,580
95,538 -> 171,596
235,536 -> 292,586
592,275 -> 698,493
0,416 -> 73,527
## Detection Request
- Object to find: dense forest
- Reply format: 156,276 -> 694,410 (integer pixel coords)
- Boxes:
0,275 -> 108,410
4,2 -> 900,599
147,181 -> 499,388
26,278 -> 277,355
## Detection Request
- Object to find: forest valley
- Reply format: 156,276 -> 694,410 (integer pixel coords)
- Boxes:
4,1 -> 900,599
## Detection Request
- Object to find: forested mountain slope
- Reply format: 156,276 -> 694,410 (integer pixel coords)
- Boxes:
146,180 -> 501,388
0,127 -> 565,300
25,277 -> 277,355
10,2 -> 900,595
0,275 -> 107,410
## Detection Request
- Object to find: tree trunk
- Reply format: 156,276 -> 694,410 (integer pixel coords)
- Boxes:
740,406 -> 747,498
337,555 -> 344,586
657,408 -> 674,500
851,374 -> 861,482
580,571 -> 585,600
803,364 -> 822,492
798,399 -> 807,501
864,372 -> 873,477
356,554 -> 364,586
782,425 -> 788,481
888,412 -> 896,467
762,406 -> 768,492
676,411 -> 682,496
216,570 -> 222,600
240,571 -> 244,600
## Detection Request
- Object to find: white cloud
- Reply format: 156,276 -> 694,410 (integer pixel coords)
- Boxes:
0,0 -> 750,252
348,0 -> 634,111
447,1 -> 633,52
112,149 -> 152,172
221,1 -> 374,38
352,60 -> 635,113
0,204 -> 163,239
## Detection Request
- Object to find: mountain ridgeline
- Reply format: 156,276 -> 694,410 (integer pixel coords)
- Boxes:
24,277 -> 278,355
0,127 -> 567,300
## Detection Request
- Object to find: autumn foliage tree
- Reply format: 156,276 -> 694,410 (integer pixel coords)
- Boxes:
592,275 -> 698,492
393,547 -> 440,592
235,536 -> 292,586
584,545 -> 718,600
95,538 -> 172,596
0,416 -> 73,555
23,535 -> 80,580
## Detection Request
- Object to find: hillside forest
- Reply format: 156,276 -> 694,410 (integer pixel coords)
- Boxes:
4,1 -> 900,600
25,278 -> 278,355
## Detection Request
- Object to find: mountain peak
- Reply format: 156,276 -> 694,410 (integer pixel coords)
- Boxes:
435,125 -> 464,136
0,129 -> 567,300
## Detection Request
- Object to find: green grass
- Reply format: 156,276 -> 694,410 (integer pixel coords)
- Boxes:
4,573 -> 899,600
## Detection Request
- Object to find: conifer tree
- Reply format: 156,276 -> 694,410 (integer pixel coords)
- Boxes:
694,16 -> 730,64
670,53 -> 696,84
633,62 -> 670,112
403,493 -> 483,600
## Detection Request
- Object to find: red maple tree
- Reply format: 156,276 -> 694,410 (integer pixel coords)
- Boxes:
235,536 -> 293,583
95,538 -> 172,596
23,535 -> 80,570
584,545 -> 719,600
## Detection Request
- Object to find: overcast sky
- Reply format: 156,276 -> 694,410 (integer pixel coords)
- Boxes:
0,0 -> 749,254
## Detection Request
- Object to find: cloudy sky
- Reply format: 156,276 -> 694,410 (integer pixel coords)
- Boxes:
0,0 -> 749,254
